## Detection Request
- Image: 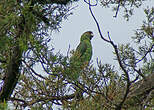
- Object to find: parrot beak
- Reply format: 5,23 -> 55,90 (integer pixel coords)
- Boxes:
90,33 -> 94,40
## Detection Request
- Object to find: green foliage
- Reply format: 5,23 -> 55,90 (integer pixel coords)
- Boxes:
0,101 -> 9,110
133,7 -> 154,43
118,44 -> 136,68
142,62 -> 154,75
100,0 -> 150,20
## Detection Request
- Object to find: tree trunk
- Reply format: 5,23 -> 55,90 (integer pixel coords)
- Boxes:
0,45 -> 22,101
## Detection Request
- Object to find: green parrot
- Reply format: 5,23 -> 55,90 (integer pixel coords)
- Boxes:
70,31 -> 94,79
69,31 -> 94,99
70,31 -> 94,67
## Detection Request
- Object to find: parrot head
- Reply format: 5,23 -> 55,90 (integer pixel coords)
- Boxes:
80,31 -> 94,41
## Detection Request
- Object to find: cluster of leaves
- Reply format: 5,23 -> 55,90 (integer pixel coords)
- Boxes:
0,101 -> 9,110
133,7 -> 154,74
0,0 -> 75,80
100,0 -> 150,20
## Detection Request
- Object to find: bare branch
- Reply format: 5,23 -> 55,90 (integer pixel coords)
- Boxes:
84,0 -> 98,6
67,44 -> 71,58
23,60 -> 46,80
10,98 -> 28,108
133,68 -> 146,81
136,44 -> 154,64
113,1 -> 120,18
10,93 -> 76,107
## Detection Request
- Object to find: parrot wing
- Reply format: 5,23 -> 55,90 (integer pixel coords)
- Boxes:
76,41 -> 87,57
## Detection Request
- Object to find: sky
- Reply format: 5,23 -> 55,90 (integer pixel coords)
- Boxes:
51,0 -> 154,67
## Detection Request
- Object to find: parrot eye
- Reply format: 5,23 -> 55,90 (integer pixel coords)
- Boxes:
88,31 -> 93,36
89,32 -> 94,39
91,33 -> 94,37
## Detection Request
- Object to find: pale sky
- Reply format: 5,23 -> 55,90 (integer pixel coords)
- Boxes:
51,0 -> 154,66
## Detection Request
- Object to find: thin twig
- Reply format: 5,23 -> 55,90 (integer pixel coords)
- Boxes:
23,60 -> 46,80
10,97 -> 28,107
84,0 -> 98,6
107,31 -> 112,41
134,68 -> 146,81
113,1 -> 120,18
67,44 -> 71,58
136,44 -> 154,64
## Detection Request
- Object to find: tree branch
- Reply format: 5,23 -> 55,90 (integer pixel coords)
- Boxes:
136,44 -> 154,64
23,60 -> 46,80
10,93 -> 76,107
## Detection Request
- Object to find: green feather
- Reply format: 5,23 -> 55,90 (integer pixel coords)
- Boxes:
76,41 -> 87,58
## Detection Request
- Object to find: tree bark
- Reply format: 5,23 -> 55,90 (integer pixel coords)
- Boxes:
0,45 -> 22,101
